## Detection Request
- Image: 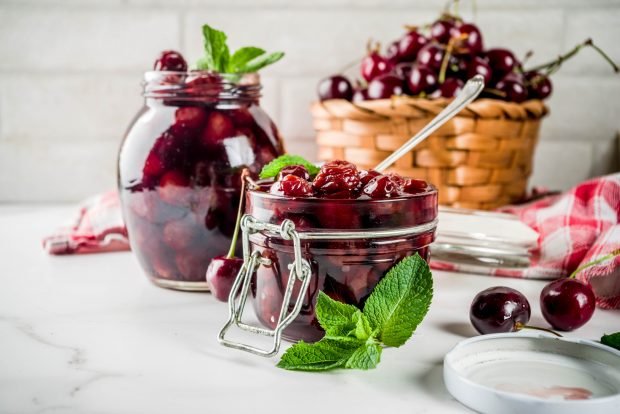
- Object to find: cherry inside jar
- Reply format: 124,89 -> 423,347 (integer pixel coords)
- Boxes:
245,186 -> 438,342
118,71 -> 283,290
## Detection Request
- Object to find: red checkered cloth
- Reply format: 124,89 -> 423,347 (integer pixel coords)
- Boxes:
42,190 -> 129,255
432,173 -> 620,309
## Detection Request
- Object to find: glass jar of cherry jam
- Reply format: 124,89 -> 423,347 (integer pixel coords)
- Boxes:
118,71 -> 284,291
245,187 -> 437,342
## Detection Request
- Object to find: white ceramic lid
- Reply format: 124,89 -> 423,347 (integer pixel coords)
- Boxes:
444,333 -> 620,414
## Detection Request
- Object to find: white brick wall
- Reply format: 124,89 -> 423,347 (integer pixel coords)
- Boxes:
0,0 -> 619,201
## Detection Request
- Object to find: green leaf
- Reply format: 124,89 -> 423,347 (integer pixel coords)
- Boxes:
228,46 -> 266,73
601,332 -> 620,350
352,311 -> 373,341
315,291 -> 359,337
344,342 -> 382,370
237,51 -> 285,73
277,338 -> 363,371
201,24 -> 230,72
363,254 -> 433,347
259,154 -> 320,179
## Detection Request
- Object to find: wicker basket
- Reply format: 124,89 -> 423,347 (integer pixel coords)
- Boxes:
311,97 -> 548,210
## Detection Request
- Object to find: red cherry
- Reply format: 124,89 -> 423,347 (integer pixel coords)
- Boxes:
361,51 -> 393,82
467,56 -> 493,85
359,169 -> 381,186
174,107 -> 207,130
485,48 -> 518,79
312,160 -> 361,199
453,23 -> 484,55
407,65 -> 438,95
200,111 -> 235,149
362,175 -> 400,199
352,87 -> 369,103
470,286 -> 531,334
401,178 -> 428,194
270,174 -> 314,197
206,256 -> 244,302
394,62 -> 414,79
385,41 -> 401,64
540,278 -> 595,331
525,71 -> 553,100
495,73 -> 528,103
367,74 -> 405,99
398,30 -> 428,62
430,19 -> 456,44
277,165 -> 311,181
143,151 -> 165,178
317,75 -> 354,101
434,78 -> 464,98
153,50 -> 187,72
418,44 -> 445,71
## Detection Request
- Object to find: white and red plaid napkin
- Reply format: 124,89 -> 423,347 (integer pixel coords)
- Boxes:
43,174 -> 620,309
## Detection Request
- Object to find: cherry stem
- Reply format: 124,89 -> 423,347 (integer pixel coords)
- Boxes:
226,168 -> 250,260
515,322 -> 563,337
439,38 -> 455,84
568,249 -> 620,279
482,87 -> 506,98
526,38 -> 619,75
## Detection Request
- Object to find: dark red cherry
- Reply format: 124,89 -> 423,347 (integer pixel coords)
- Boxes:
407,65 -> 438,95
453,23 -> 484,55
154,50 -> 187,72
363,175 -> 400,199
467,56 -> 493,85
270,174 -> 313,197
446,55 -> 469,80
367,74 -> 405,99
398,30 -> 428,62
312,160 -> 361,199
394,62 -> 414,79
495,73 -> 528,103
361,51 -> 393,82
359,169 -> 381,186
540,278 -> 595,331
525,71 -> 553,100
317,75 -> 354,101
200,111 -> 235,148
470,286 -> 531,334
277,165 -> 311,181
418,44 -> 445,71
174,107 -> 207,130
206,256 -> 243,302
385,41 -> 401,64
434,78 -> 464,98
485,48 -> 518,79
430,19 -> 456,44
352,87 -> 369,103
401,178 -> 428,194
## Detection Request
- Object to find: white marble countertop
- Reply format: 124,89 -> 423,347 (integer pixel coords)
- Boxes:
1,205 -> 619,414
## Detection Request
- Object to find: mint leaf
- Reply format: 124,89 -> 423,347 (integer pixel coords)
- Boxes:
277,338 -> 363,371
316,291 -> 359,337
229,47 -> 266,73
363,254 -> 433,347
601,332 -> 620,350
201,24 -> 230,72
344,342 -> 382,370
352,311 -> 373,341
238,51 -> 285,73
259,154 -> 320,179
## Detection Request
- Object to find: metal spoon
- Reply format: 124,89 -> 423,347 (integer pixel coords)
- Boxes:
374,74 -> 485,172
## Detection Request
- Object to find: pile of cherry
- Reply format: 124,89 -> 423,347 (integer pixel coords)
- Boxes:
317,13 -> 616,104
267,160 -> 429,199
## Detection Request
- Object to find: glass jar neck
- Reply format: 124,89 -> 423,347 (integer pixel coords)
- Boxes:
143,71 -> 261,105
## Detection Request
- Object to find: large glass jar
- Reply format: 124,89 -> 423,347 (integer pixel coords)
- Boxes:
118,72 -> 284,291
245,187 -> 438,342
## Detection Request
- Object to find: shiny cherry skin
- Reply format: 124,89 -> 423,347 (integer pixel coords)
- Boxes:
352,87 -> 369,103
470,286 -> 531,334
394,62 -> 414,79
453,23 -> 484,55
367,74 -> 405,99
402,178 -> 428,194
398,30 -> 428,62
270,174 -> 313,197
154,50 -> 188,71
525,71 -> 553,100
434,77 -> 464,98
495,73 -> 528,103
417,43 -> 445,71
540,278 -> 595,331
407,65 -> 438,95
430,19 -> 456,44
485,48 -> 518,79
277,165 -> 311,181
317,75 -> 354,101
363,175 -> 400,199
312,160 -> 361,198
206,256 -> 243,302
467,56 -> 493,85
359,169 -> 381,186
361,51 -> 393,82
385,41 -> 401,64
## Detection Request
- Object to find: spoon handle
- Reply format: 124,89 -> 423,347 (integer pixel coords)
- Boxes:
374,74 -> 485,173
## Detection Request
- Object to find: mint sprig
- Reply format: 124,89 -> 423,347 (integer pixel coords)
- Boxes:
278,254 -> 433,371
259,154 -> 320,179
601,332 -> 620,350
196,24 -> 284,73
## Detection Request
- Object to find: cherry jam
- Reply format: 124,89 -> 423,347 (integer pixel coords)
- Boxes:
118,72 -> 283,290
245,182 -> 437,342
